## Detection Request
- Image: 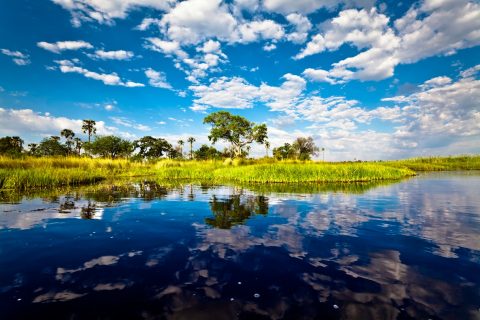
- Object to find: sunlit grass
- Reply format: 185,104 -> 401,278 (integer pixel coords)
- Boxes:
1,155 -> 478,190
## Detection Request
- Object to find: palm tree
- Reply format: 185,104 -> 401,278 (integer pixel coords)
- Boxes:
73,137 -> 83,155
265,141 -> 270,157
82,119 -> 96,143
187,137 -> 195,160
61,129 -> 75,154
178,139 -> 184,158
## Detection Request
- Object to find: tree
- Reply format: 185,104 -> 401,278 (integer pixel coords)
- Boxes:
134,136 -> 172,159
28,143 -> 38,156
37,136 -> 68,156
292,137 -> 319,160
60,129 -> 75,154
82,120 -> 96,143
203,111 -> 268,158
194,144 -> 222,160
272,143 -> 294,160
73,137 -> 83,155
177,139 -> 184,158
84,135 -> 133,158
187,137 -> 195,160
0,136 -> 24,156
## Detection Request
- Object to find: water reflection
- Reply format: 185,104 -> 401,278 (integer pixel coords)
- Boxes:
206,194 -> 269,229
0,173 -> 479,319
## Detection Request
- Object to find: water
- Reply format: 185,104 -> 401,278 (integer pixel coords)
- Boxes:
1,173 -> 479,320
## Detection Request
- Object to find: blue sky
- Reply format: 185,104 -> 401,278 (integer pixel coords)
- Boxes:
0,0 -> 479,160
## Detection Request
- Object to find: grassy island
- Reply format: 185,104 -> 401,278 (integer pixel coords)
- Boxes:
1,155 -> 478,191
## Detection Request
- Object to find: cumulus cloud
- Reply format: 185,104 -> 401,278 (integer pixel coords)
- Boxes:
0,108 -> 122,138
298,1 -> 480,82
145,68 -> 172,89
262,0 -> 376,15
1,49 -> 31,66
285,13 -> 312,43
88,49 -> 134,60
37,40 -> 93,53
51,0 -> 175,26
55,59 -> 144,87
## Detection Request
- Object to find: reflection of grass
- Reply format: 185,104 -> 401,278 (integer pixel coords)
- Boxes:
7,156 -> 480,191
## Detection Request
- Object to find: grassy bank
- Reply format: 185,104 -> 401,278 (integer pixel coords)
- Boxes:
384,155 -> 480,171
0,156 -> 417,190
0,157 -> 154,190
2,155 -> 478,191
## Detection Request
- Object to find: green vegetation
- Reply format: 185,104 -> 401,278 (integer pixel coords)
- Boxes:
0,111 -> 479,191
384,155 -> 480,171
0,157 -> 415,190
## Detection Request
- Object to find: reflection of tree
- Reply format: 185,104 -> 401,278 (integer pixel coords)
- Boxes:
205,195 -> 269,229
80,201 -> 96,219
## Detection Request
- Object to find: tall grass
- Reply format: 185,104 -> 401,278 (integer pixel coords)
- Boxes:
2,155 -> 478,190
0,156 -> 153,190
384,155 -> 480,171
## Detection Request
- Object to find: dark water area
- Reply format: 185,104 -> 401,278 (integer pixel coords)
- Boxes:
1,173 -> 479,320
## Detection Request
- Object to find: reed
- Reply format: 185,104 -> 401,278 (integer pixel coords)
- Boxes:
1,155 -> 478,190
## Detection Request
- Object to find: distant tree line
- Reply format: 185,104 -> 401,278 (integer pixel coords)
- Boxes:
0,111 -> 321,160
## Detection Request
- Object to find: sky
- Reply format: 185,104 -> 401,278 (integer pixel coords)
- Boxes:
0,0 -> 479,160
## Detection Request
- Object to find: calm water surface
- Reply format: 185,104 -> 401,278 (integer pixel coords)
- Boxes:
1,173 -> 479,320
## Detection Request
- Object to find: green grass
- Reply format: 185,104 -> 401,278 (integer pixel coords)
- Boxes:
384,155 -> 480,171
1,155 -> 479,191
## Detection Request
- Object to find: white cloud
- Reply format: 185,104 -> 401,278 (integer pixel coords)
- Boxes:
146,38 -> 187,58
263,0 -> 376,15
55,60 -> 144,87
89,49 -> 134,60
303,68 -> 337,84
236,19 -> 285,43
1,49 -> 30,66
159,0 -> 237,45
110,116 -> 151,131
37,40 -> 93,53
0,108 -> 122,138
298,1 -> 480,82
285,13 -> 312,43
52,0 -> 175,26
145,68 -> 172,89
263,43 -> 277,51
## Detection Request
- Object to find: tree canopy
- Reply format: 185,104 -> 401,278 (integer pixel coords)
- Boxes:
84,135 -> 133,158
203,111 -> 268,158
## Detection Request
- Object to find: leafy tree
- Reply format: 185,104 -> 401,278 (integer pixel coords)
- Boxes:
28,143 -> 38,156
134,136 -> 172,159
60,129 -> 75,154
37,136 -> 68,156
272,143 -> 294,160
82,120 -> 96,143
167,146 -> 183,159
0,136 -> 24,156
187,137 -> 195,160
84,135 -> 133,158
292,137 -> 319,160
194,144 -> 222,160
203,111 -> 268,158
